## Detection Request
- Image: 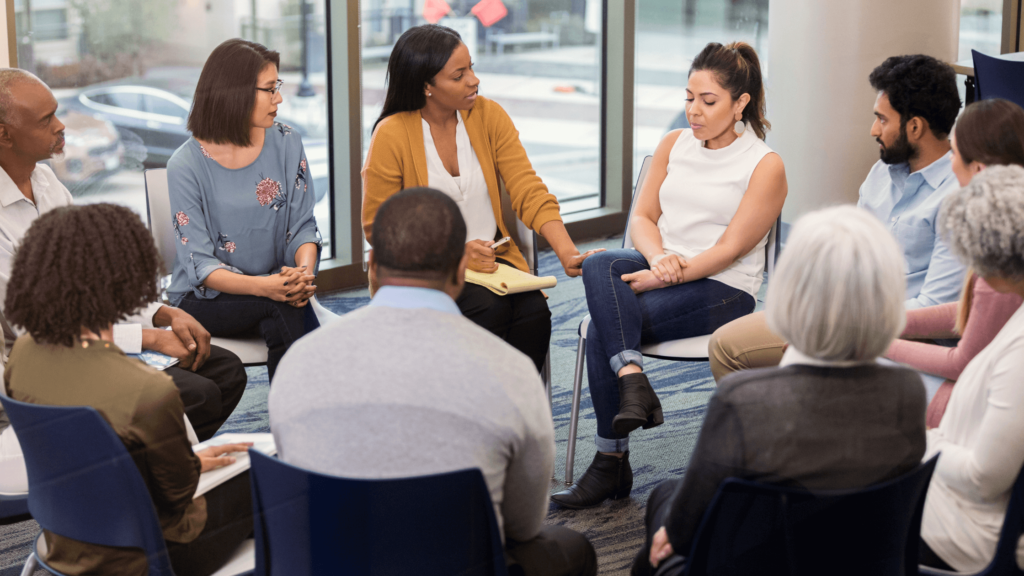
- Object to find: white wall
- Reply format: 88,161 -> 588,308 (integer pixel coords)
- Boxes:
766,0 -> 960,222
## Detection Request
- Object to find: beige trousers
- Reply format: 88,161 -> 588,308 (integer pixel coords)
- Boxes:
708,311 -> 787,383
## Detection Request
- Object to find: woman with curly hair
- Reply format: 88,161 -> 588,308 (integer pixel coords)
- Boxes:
168,38 -> 321,379
3,203 -> 253,576
919,165 -> 1024,572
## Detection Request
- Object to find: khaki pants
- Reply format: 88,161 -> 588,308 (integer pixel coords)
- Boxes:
708,311 -> 787,382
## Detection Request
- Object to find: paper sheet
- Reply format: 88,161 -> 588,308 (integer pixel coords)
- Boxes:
193,433 -> 276,497
465,263 -> 557,296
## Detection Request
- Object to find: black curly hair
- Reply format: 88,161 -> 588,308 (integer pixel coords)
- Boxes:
5,203 -> 162,347
869,54 -> 961,139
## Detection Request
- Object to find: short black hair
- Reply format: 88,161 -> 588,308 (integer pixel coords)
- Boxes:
188,38 -> 280,147
869,54 -> 961,138
373,24 -> 462,133
5,204 -> 162,347
371,187 -> 466,283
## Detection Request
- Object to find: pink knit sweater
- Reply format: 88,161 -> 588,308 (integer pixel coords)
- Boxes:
885,276 -> 1023,380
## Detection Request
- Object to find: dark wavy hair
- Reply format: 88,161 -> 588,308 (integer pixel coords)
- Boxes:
869,54 -> 961,139
955,98 -> 1024,167
689,41 -> 770,140
372,24 -> 462,133
188,38 -> 281,147
5,204 -> 162,347
372,187 -> 466,283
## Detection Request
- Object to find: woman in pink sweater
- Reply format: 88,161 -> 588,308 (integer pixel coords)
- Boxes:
884,98 -> 1024,427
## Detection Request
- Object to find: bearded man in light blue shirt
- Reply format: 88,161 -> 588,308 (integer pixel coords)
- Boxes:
707,54 -> 966,382
858,54 -> 966,309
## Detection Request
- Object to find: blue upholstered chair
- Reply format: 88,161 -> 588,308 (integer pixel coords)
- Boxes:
972,50 -> 1024,110
0,395 -> 253,576
248,450 -> 508,576
663,456 -> 938,576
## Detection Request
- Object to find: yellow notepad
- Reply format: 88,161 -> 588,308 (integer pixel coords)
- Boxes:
465,263 -> 558,296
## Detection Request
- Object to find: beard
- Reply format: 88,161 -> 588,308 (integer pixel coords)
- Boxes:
49,131 -> 65,160
878,123 -> 917,165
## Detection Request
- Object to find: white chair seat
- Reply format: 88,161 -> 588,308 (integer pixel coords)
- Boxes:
578,314 -> 711,360
211,337 -> 270,366
210,538 -> 256,576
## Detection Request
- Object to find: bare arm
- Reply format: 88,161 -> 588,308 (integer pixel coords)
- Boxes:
629,130 -> 680,263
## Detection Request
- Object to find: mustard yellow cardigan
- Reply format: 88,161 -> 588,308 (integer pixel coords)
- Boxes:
361,96 -> 562,274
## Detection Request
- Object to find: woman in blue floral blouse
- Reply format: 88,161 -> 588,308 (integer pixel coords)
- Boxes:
168,38 -> 321,379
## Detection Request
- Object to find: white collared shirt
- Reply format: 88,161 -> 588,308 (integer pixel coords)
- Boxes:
779,346 -> 878,369
0,163 -> 161,358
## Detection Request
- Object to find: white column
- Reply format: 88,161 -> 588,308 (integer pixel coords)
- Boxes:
766,0 -> 960,222
0,1 -> 11,68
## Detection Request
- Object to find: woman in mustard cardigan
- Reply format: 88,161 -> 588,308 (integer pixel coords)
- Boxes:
362,24 -> 601,371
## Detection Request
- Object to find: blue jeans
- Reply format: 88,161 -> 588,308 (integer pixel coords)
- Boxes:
582,249 -> 755,452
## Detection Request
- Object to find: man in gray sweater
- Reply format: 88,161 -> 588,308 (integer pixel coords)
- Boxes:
269,188 -> 596,576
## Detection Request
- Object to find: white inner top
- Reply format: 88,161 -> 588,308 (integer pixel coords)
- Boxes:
422,113 -> 497,243
655,127 -> 774,296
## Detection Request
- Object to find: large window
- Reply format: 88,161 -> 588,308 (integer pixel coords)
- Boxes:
360,0 -> 603,215
633,0 -> 768,181
959,0 -> 1003,59
14,0 -> 333,259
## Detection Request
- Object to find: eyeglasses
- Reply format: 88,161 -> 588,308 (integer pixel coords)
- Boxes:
256,79 -> 285,96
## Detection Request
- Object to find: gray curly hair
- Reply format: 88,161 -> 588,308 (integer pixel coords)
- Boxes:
939,164 -> 1024,281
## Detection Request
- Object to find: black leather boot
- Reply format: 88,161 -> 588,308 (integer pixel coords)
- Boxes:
612,372 -> 664,435
551,451 -> 633,509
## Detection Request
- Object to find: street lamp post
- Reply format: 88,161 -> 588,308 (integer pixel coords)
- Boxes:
297,0 -> 315,97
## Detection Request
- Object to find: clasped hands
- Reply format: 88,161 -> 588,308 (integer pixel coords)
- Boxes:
465,239 -> 604,278
622,253 -> 688,294
261,265 -> 316,308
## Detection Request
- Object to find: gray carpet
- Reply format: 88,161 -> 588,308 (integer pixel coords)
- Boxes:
0,235 -> 766,575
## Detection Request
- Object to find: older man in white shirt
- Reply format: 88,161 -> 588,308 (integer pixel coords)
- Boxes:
0,69 -> 247,494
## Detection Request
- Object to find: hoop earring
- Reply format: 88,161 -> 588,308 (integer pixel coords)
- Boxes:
734,120 -> 746,135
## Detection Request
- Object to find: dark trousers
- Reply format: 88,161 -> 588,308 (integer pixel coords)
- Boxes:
166,345 -> 247,441
456,283 -> 552,373
631,478 -> 685,576
506,525 -> 598,576
179,293 -> 316,380
167,471 -> 253,576
919,538 -> 955,571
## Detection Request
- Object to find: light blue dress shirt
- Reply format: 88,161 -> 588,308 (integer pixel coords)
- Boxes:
369,286 -> 461,315
857,153 -> 966,309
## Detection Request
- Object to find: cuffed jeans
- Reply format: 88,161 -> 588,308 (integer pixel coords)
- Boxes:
582,250 -> 755,453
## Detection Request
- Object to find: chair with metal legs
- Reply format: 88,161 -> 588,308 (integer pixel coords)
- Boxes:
145,168 -> 338,368
562,156 -> 782,485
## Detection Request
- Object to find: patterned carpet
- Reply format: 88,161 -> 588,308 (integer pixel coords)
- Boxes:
0,235 -> 766,576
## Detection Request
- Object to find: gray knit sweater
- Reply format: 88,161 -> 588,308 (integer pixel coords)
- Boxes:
268,305 -> 554,543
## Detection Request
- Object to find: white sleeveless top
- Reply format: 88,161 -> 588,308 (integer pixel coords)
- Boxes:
422,113 -> 498,243
656,127 -> 774,296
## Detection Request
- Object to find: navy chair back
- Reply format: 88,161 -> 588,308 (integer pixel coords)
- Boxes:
682,456 -> 938,576
0,396 -> 174,576
249,450 -> 507,576
972,50 -> 1024,109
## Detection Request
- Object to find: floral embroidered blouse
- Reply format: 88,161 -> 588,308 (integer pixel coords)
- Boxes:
166,123 -> 321,306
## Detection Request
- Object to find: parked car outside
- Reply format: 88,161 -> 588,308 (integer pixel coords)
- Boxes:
60,79 -> 329,202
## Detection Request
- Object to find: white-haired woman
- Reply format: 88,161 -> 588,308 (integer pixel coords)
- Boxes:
919,164 -> 1024,572
633,206 -> 927,576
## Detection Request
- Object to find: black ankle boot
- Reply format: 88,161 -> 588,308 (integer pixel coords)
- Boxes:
612,373 -> 664,435
551,451 -> 633,509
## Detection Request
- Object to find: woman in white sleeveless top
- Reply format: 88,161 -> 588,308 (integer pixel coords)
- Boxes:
552,42 -> 788,509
